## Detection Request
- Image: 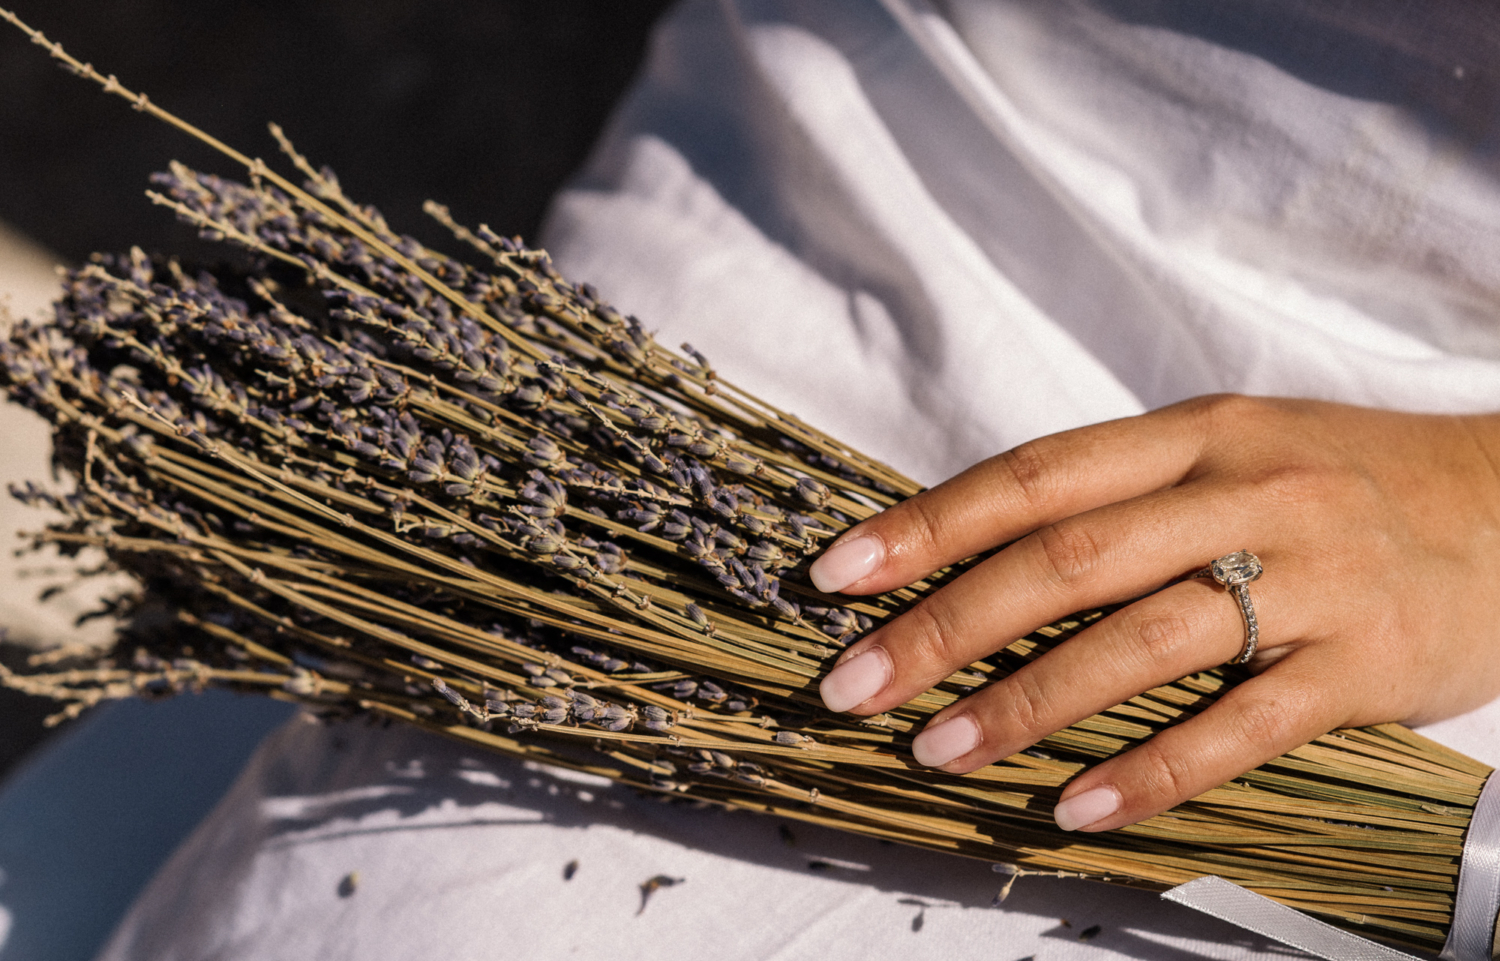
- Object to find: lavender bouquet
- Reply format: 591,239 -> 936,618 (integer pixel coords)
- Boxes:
0,9 -> 1490,952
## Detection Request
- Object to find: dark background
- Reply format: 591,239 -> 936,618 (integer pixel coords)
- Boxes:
0,0 -> 674,780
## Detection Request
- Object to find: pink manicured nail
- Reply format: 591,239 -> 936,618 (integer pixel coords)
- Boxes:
1053,785 -> 1122,832
819,647 -> 891,713
912,715 -> 979,768
809,535 -> 883,593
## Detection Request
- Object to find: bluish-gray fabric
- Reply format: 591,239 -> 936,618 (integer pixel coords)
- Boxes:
0,692 -> 292,961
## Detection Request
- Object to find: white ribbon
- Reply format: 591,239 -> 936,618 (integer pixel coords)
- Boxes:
1443,771 -> 1500,961
1162,876 -> 1423,961
1163,771 -> 1500,961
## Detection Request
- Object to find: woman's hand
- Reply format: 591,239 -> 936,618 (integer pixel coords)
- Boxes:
808,395 -> 1500,832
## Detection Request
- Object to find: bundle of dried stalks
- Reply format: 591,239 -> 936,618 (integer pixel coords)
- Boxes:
0,9 -> 1489,952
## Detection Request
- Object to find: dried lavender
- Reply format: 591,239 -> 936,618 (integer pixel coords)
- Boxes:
0,9 -> 1490,951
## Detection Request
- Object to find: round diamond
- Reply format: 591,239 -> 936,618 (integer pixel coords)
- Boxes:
1211,550 -> 1263,586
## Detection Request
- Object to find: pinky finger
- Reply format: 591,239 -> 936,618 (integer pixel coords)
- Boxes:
1051,650 -> 1354,832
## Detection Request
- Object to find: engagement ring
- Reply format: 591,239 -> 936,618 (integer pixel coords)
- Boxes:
1194,550 -> 1263,666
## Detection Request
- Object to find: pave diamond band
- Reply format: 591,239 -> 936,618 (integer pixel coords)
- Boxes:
1193,550 -> 1263,666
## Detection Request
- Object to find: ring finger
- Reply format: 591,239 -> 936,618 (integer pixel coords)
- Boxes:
908,566 -> 1303,773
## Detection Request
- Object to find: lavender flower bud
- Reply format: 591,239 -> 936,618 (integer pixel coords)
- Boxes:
747,542 -> 784,563
525,532 -> 564,555
794,478 -> 831,507
600,704 -> 631,732
594,544 -> 627,575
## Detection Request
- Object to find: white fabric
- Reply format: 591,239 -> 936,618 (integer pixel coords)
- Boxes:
107,710 -> 1483,961
5,0 -> 1496,957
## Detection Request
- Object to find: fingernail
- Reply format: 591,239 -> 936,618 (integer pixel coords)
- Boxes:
1053,785 -> 1122,832
819,647 -> 891,713
809,535 -> 883,593
912,714 -> 979,767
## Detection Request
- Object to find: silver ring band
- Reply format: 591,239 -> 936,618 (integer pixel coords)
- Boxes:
1193,550 -> 1263,666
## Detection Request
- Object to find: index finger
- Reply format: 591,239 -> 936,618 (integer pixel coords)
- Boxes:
808,398 -> 1216,596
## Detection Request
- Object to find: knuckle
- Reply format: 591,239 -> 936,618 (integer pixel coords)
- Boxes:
902,602 -> 964,680
1129,610 -> 1197,665
1251,462 -> 1343,513
999,670 -> 1054,739
1135,741 -> 1194,803
1251,465 -> 1308,504
1197,392 -> 1274,431
1031,520 -> 1105,588
1232,694 -> 1298,749
899,494 -> 948,561
997,440 -> 1058,513
1193,394 -> 1288,457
